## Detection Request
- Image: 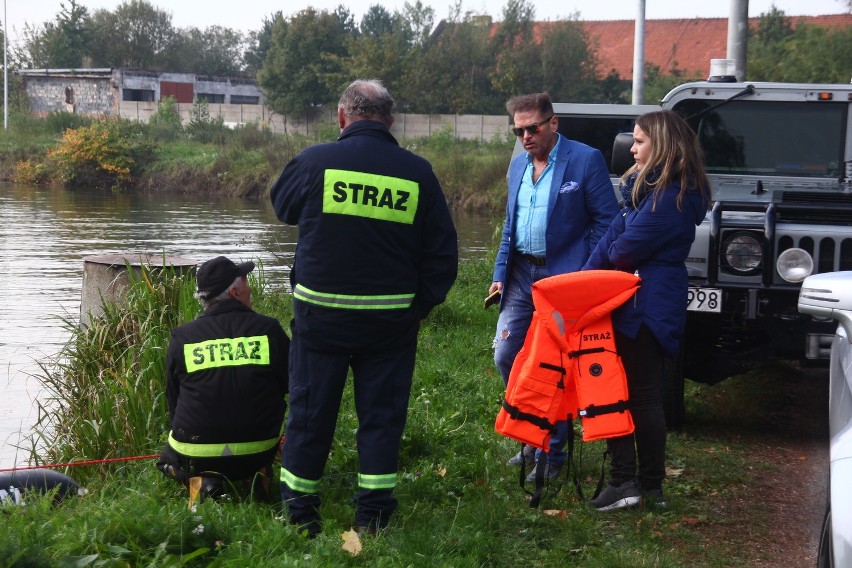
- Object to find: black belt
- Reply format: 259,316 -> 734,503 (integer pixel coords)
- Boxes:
520,253 -> 546,266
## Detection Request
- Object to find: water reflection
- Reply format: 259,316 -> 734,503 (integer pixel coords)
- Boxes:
0,183 -> 497,467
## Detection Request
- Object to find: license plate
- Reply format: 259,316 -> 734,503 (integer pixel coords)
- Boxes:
687,287 -> 722,312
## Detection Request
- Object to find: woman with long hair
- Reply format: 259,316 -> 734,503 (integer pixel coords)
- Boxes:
583,109 -> 711,511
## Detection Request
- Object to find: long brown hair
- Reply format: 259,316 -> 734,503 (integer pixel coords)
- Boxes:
623,109 -> 711,211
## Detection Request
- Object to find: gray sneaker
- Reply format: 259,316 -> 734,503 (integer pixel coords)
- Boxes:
505,445 -> 536,467
524,462 -> 563,483
589,480 -> 641,511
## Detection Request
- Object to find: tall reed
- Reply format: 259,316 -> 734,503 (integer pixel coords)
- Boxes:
31,262 -> 197,478
29,259 -> 287,481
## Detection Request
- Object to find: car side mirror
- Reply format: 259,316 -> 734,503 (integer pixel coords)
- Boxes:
611,132 -> 634,177
798,271 -> 852,344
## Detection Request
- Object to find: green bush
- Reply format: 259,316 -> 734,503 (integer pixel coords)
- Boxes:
13,159 -> 50,185
147,96 -> 184,142
185,116 -> 231,145
44,111 -> 94,134
415,137 -> 512,211
231,121 -> 276,150
48,119 -> 152,189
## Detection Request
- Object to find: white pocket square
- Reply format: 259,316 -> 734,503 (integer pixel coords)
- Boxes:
559,181 -> 579,193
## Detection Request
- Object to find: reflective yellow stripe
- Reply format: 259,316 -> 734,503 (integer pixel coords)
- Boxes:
358,472 -> 396,490
294,284 -> 414,310
183,335 -> 270,373
280,467 -> 320,494
322,169 -> 419,224
167,431 -> 279,458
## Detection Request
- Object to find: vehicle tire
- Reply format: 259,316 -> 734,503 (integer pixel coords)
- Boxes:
817,506 -> 832,568
661,346 -> 685,430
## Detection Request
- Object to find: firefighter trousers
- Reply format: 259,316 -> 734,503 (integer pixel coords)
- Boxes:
280,324 -> 417,531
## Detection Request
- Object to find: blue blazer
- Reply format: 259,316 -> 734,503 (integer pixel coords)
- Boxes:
492,134 -> 619,284
583,181 -> 708,358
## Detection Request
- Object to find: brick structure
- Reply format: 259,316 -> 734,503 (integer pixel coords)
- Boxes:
18,68 -> 115,116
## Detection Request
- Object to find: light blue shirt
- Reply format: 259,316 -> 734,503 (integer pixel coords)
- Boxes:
514,137 -> 560,256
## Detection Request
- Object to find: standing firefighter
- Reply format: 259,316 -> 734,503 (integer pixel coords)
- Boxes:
270,79 -> 458,537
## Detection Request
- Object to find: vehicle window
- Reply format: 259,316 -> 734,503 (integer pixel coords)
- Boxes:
557,116 -> 638,175
674,100 -> 846,178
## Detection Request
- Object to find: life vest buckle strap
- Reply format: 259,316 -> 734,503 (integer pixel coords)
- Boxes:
568,347 -> 606,359
501,400 -> 557,433
538,361 -> 566,374
579,400 -> 630,418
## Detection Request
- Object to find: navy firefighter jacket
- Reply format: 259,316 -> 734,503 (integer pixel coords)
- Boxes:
583,180 -> 708,358
269,120 -> 458,322
166,299 -> 289,446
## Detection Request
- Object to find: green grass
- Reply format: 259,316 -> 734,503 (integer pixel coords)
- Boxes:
6,254 -> 808,566
1,112 -> 513,213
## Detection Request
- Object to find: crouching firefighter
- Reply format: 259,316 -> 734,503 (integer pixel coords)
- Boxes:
495,270 -> 640,506
157,256 -> 290,501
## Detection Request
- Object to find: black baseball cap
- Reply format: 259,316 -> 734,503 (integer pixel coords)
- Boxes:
196,256 -> 255,299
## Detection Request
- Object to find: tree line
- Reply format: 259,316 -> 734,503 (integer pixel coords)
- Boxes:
2,0 -> 850,116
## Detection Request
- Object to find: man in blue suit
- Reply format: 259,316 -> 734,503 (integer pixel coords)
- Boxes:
490,92 -> 619,481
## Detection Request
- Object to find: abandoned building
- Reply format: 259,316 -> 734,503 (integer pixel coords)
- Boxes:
17,68 -> 264,118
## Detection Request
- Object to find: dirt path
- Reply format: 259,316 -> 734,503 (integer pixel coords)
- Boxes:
704,365 -> 829,567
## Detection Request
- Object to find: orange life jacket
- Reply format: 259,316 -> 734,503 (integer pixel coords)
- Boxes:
495,270 -> 640,448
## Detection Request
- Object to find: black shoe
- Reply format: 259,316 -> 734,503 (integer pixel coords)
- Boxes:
588,480 -> 641,511
354,524 -> 386,537
199,477 -> 224,500
524,462 -> 563,483
641,488 -> 669,511
506,445 -> 536,467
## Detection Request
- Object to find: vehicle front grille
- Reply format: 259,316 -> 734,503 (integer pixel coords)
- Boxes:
778,234 -> 852,273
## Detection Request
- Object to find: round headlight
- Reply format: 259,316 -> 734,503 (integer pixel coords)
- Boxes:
723,232 -> 763,273
776,248 -> 813,283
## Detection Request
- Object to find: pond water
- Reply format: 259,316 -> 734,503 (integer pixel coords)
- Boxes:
0,183 -> 498,468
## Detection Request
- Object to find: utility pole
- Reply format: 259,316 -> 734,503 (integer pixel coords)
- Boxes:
3,0 -> 7,130
727,0 -> 748,81
632,0 -> 646,104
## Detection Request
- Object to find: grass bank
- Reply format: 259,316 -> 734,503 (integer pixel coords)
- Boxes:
2,254 -> 822,566
0,110 -> 512,214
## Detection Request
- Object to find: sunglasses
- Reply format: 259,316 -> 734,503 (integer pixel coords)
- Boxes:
511,115 -> 554,137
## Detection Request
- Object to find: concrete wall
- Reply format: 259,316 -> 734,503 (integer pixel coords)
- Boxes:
23,75 -> 114,116
393,113 -> 510,142
117,101 -> 511,142
21,69 -> 511,141
195,77 -> 261,103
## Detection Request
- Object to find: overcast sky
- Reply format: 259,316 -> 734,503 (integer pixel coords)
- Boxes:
3,0 -> 848,40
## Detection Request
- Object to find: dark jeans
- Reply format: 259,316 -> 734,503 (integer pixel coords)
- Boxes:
606,325 -> 667,491
493,257 -> 568,465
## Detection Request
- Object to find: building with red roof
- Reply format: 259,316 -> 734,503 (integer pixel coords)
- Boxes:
585,14 -> 851,80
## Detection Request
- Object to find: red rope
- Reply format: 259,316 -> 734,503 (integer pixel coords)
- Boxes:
0,454 -> 159,473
